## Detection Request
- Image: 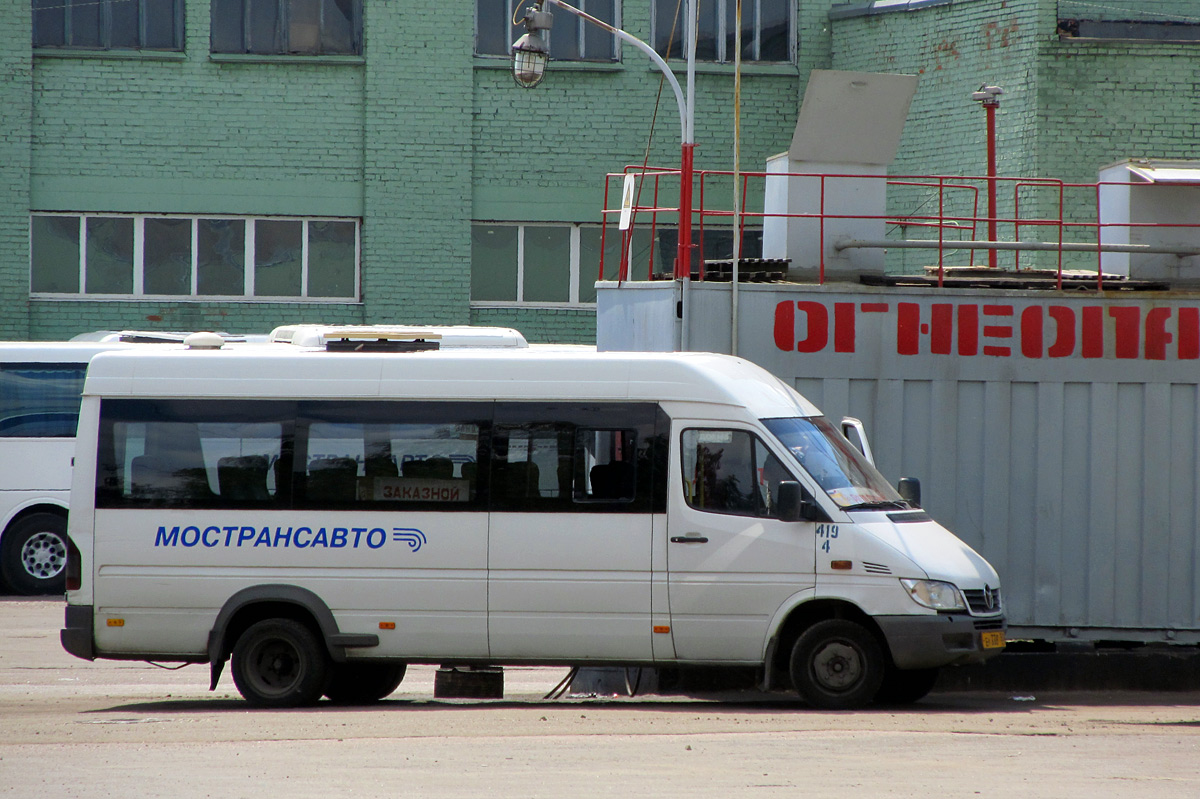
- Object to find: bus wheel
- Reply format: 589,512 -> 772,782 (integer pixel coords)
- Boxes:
1,513 -> 68,595
231,618 -> 331,708
789,619 -> 885,710
324,663 -> 407,704
874,666 -> 940,705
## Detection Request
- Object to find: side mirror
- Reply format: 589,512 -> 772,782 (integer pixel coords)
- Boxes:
898,477 -> 922,508
777,481 -> 827,522
840,417 -> 875,465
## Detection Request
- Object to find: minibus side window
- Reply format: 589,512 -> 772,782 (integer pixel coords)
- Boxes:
680,428 -> 792,518
490,402 -> 662,513
294,401 -> 489,511
96,399 -> 292,508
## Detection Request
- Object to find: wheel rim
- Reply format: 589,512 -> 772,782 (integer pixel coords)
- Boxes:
247,638 -> 305,697
810,639 -> 865,692
20,532 -> 66,580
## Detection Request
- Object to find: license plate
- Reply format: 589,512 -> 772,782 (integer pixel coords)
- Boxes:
981,631 -> 1006,649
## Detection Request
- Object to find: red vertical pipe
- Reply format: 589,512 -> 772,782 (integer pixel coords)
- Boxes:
986,101 -> 998,269
676,144 -> 695,278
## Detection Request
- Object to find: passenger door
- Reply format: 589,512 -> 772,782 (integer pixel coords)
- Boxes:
487,403 -> 657,661
666,424 -> 818,662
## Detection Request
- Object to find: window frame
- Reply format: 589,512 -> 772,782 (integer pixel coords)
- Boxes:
29,213 -> 361,302
680,426 -> 796,519
474,0 -> 621,62
470,222 -> 597,307
652,0 -> 796,64
32,0 -> 185,51
210,0 -> 364,56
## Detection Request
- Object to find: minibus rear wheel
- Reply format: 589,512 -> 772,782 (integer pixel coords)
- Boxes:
231,618 -> 331,708
789,619 -> 885,710
324,663 -> 407,704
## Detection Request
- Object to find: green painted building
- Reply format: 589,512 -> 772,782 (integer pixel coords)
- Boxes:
5,1 -> 1200,341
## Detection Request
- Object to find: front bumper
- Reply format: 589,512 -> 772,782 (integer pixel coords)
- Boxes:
876,613 -> 1006,670
60,604 -> 95,661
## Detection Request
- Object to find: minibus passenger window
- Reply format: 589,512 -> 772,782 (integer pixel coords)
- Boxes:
574,429 -> 637,501
493,424 -> 571,505
95,399 -> 293,508
302,414 -> 483,508
125,421 -> 214,503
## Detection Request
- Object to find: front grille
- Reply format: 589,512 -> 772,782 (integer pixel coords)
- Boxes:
962,586 -> 1002,615
974,618 -> 1005,631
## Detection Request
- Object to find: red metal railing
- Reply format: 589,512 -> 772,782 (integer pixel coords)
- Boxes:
598,167 -> 1200,291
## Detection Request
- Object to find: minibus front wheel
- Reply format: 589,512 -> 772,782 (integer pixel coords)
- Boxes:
789,619 -> 885,710
231,618 -> 331,708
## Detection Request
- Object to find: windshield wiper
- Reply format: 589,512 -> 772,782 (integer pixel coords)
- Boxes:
841,500 -> 910,511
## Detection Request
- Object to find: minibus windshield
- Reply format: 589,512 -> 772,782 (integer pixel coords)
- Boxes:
762,417 -> 906,510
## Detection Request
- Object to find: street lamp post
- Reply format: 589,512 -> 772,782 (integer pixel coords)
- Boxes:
972,84 -> 1004,269
511,0 -> 697,279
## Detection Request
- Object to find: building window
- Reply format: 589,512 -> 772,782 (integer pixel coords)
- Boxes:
211,0 -> 363,55
476,0 -> 618,61
654,0 -> 793,63
30,214 -> 359,301
33,0 -> 183,50
471,222 -> 627,306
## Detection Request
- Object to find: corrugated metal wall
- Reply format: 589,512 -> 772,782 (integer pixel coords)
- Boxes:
796,376 -> 1200,643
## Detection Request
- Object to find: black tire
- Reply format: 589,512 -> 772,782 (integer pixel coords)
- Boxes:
789,619 -> 886,710
0,513 -> 68,595
324,663 -> 407,704
230,618 -> 331,708
875,666 -> 940,705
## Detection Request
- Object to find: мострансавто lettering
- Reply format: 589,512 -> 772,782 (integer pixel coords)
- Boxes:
153,525 -> 427,552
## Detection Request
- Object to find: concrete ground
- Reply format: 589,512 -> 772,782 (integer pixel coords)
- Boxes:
3,596 -> 1199,798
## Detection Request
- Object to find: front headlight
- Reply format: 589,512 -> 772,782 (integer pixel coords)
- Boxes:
901,578 -> 966,611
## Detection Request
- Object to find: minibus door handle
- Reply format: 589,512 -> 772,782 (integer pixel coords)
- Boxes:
670,535 -> 709,544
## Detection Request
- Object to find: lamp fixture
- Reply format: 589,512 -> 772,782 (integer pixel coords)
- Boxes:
511,4 -> 553,88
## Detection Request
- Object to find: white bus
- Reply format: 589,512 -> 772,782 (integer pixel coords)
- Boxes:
61,337 -> 1006,708
0,341 -> 154,594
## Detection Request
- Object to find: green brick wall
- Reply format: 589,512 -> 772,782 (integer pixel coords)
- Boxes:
10,1 -> 808,342
1039,39 -> 1200,185
361,1 -> 473,327
827,0 -> 1200,272
831,1 -> 1045,185
0,11 -> 31,338
470,306 -> 596,345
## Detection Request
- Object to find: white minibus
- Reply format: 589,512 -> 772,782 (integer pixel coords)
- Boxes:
61,337 -> 1006,708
